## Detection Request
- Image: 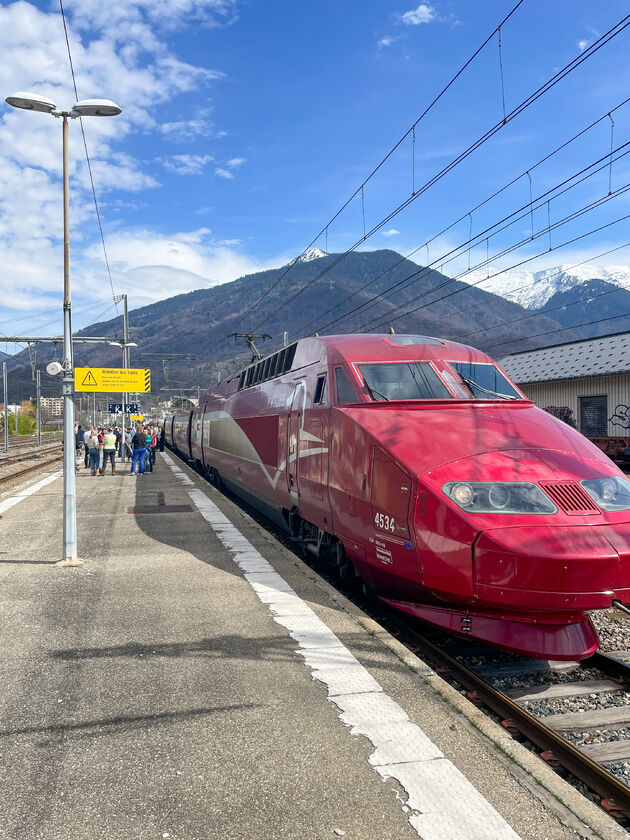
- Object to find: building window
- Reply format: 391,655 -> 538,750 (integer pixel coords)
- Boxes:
580,395 -> 608,436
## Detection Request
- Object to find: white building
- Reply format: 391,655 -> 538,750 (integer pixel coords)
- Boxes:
39,396 -> 64,418
498,331 -> 630,439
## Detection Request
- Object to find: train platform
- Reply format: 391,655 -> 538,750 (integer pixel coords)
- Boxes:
0,453 -> 627,840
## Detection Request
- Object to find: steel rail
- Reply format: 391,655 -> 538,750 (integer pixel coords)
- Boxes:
0,444 -> 63,465
387,614 -> 630,818
0,454 -> 62,486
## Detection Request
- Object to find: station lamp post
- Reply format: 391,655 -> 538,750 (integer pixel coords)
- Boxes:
5,91 -> 122,565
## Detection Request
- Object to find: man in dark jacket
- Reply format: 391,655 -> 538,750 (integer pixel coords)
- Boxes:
130,425 -> 146,475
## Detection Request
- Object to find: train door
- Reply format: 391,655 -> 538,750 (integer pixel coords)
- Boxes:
287,383 -> 303,505
370,447 -> 411,539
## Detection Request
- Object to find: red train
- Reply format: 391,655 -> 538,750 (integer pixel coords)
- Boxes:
165,333 -> 630,660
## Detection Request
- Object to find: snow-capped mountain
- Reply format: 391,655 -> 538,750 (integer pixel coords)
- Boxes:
297,247 -> 328,263
465,264 -> 630,310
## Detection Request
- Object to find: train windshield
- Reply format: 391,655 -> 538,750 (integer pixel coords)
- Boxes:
449,362 -> 522,400
358,362 -> 453,401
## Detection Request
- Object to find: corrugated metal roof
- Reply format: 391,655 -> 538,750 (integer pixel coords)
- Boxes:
498,331 -> 630,385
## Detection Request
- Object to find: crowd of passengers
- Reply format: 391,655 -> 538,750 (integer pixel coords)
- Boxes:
74,424 -> 163,476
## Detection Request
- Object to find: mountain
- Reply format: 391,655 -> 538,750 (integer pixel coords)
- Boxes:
464,263 -> 630,342
470,264 -> 630,310
8,249 -> 581,400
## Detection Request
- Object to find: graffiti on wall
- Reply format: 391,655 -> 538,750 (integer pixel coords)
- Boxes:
609,404 -> 630,430
542,406 -> 577,428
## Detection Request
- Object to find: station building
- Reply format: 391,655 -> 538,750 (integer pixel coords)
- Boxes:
497,331 -> 630,444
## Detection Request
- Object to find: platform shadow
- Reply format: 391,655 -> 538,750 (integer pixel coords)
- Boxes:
50,635 -> 298,662
0,703 -> 260,742
129,451 -> 339,616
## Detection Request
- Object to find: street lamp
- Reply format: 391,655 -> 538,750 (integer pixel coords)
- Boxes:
6,90 -> 122,566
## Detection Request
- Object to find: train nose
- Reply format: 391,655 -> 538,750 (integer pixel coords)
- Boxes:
474,523 -> 630,611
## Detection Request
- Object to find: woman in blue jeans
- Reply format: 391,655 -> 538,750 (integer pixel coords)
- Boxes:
130,425 -> 146,475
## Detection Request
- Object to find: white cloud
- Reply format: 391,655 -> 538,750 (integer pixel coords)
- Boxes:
0,0 -> 239,324
382,229 -> 400,237
77,227 -> 284,306
377,35 -> 400,49
63,0 -> 240,45
161,154 -> 214,175
214,156 -> 246,179
399,4 -> 435,25
577,39 -> 590,52
159,116 -> 226,143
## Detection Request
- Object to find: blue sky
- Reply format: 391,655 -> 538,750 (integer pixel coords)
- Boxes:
0,0 -> 629,353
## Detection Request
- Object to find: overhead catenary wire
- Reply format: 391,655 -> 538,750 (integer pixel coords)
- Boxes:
444,240 -> 630,344
310,142 -> 630,336
355,179 -> 630,334
213,0 -> 528,348
357,205 -> 630,334
58,0 -> 118,313
248,15 -> 630,334
298,96 -> 630,338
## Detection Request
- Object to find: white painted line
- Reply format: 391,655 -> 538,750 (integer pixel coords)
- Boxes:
162,453 -> 521,840
0,471 -> 62,516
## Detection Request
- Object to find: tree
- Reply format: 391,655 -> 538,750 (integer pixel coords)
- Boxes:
20,398 -> 35,418
0,413 -> 35,435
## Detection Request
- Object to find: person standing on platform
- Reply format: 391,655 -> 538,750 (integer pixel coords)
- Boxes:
102,427 -> 117,475
125,427 -> 133,459
75,425 -> 84,460
144,427 -> 155,472
84,426 -> 91,469
130,425 -> 146,476
97,428 -> 104,474
86,428 -> 100,475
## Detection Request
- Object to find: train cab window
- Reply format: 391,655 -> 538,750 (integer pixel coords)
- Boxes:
314,374 -> 327,405
335,367 -> 358,403
449,362 -> 521,400
359,362 -> 452,401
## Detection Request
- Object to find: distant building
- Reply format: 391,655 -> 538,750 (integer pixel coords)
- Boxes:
39,396 -> 64,418
498,331 -> 630,438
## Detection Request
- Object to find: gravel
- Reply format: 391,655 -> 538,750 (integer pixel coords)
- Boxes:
590,607 -> 630,652
523,691 -> 630,718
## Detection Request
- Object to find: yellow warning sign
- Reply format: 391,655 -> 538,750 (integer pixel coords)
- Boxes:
74,367 -> 151,393
130,415 -> 144,422
82,370 -> 98,386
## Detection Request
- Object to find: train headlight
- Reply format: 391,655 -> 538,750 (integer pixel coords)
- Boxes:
581,476 -> 630,511
451,482 -> 474,506
442,481 -> 557,514
488,484 -> 510,509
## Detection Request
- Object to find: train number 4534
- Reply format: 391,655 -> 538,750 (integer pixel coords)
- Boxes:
374,512 -> 395,532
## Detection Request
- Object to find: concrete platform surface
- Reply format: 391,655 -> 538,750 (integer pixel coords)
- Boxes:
0,451 -> 625,840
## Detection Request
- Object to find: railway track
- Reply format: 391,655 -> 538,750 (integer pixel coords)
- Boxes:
384,615 -> 630,823
0,452 -> 63,486
0,443 -> 63,466
177,449 -> 630,823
